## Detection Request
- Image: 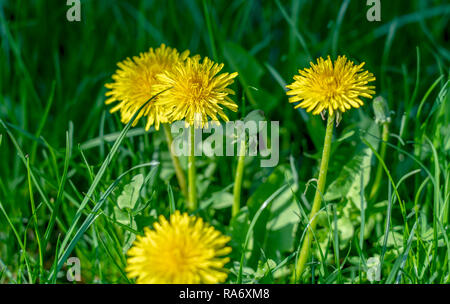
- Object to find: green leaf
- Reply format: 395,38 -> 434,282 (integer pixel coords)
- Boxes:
373,96 -> 391,124
211,191 -> 234,209
337,216 -> 355,246
254,259 -> 277,281
123,221 -> 138,254
324,146 -> 372,203
247,165 -> 299,259
377,231 -> 404,248
117,174 -> 144,210
441,124 -> 450,153
228,207 -> 253,261
114,207 -> 130,225
325,116 -> 379,204
238,185 -> 287,283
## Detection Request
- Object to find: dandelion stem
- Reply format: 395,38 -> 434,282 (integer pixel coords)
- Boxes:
188,126 -> 197,210
293,112 -> 335,282
232,139 -> 246,217
27,157 -> 44,281
163,123 -> 188,199
369,122 -> 389,201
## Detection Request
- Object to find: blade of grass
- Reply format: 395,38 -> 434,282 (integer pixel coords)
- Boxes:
274,0 -> 311,60
202,0 -> 218,61
168,183 -> 175,214
43,131 -> 71,249
80,128 -> 151,151
332,204 -> 342,283
57,91 -> 168,257
385,222 -> 417,284
237,184 -> 287,283
31,81 -> 56,163
331,0 -> 350,57
0,199 -> 27,258
49,161 -> 159,280
26,157 -> 44,280
94,225 -> 132,283
0,120 -> 58,222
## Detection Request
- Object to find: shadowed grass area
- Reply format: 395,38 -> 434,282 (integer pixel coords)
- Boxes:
0,0 -> 448,283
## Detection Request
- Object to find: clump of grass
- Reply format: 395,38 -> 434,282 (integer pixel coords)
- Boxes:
0,0 -> 448,284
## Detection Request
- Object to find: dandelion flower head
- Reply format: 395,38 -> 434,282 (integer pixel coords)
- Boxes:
154,56 -> 238,127
286,55 -> 376,116
105,44 -> 189,130
126,211 -> 231,284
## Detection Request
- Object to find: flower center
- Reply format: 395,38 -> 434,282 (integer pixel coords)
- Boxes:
323,75 -> 340,99
162,238 -> 204,275
186,77 -> 210,104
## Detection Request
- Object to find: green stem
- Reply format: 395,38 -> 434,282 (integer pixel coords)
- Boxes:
27,158 -> 44,281
293,112 -> 335,282
369,122 -> 389,201
163,123 -> 188,199
188,126 -> 197,210
232,139 -> 246,217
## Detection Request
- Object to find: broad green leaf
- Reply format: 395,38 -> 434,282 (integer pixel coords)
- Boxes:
114,207 -> 130,225
373,96 -> 391,124
247,165 -> 299,260
324,146 -> 372,204
123,220 -> 138,254
211,191 -> 234,209
228,207 -> 253,261
117,174 -> 144,210
441,124 -> 450,153
324,116 -> 379,205
377,231 -> 404,248
254,259 -> 277,282
337,216 -> 355,245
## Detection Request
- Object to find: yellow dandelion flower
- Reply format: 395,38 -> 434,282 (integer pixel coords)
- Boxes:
286,55 -> 376,116
153,56 -> 238,127
105,44 -> 189,130
126,211 -> 231,284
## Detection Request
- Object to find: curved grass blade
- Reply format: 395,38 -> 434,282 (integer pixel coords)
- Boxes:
43,131 -> 71,250
237,184 -> 287,283
49,90 -> 167,280
58,91 -> 167,256
48,161 -> 159,281
168,183 -> 175,214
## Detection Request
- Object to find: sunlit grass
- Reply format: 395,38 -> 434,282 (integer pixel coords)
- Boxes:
0,0 -> 448,284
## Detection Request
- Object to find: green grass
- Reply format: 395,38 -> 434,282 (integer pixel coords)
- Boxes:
0,0 -> 449,284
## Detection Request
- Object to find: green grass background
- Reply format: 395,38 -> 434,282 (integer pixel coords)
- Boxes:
0,0 -> 449,283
